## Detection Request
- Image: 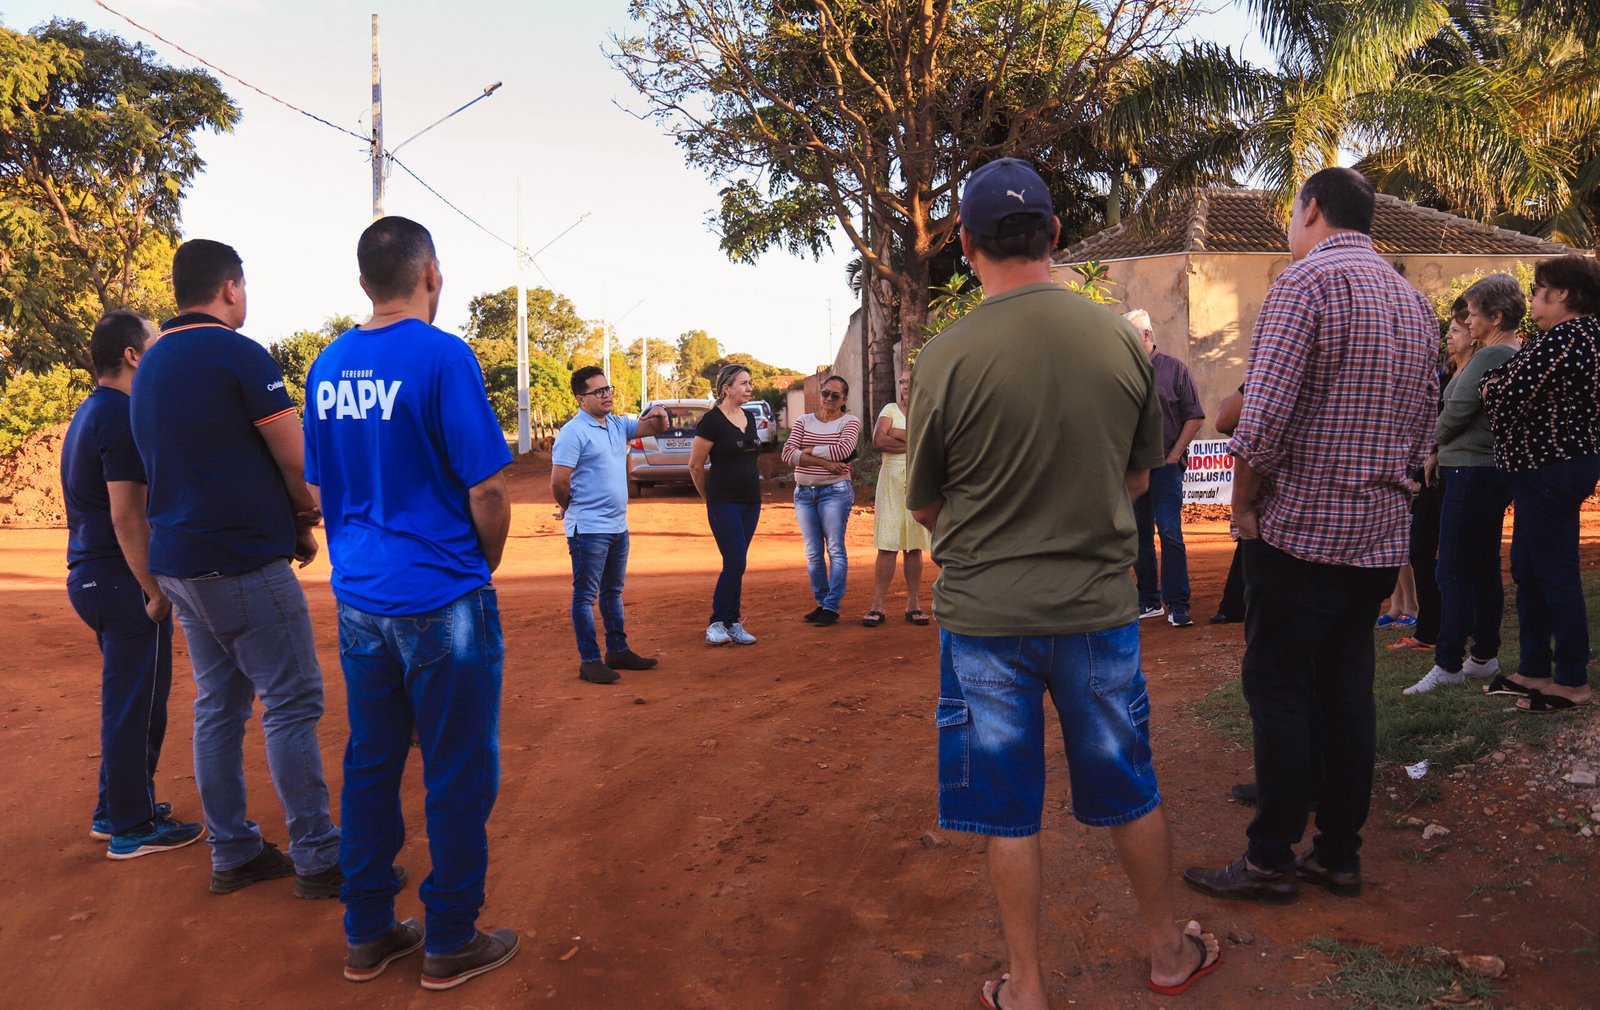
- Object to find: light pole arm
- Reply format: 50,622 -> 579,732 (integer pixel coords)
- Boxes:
388,81 -> 503,161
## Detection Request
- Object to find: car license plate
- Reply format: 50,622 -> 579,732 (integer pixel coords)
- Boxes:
661,437 -> 694,450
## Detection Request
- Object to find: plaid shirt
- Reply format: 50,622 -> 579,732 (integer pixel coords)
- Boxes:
1230,232 -> 1438,567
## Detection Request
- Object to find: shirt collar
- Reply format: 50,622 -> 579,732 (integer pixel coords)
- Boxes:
1307,231 -> 1375,258
161,311 -> 232,332
581,411 -> 611,429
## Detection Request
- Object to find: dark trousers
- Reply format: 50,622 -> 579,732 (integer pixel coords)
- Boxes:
1134,460 -> 1190,612
1509,454 -> 1600,687
1434,466 -> 1512,671
1408,480 -> 1444,644
1240,539 -> 1396,874
67,557 -> 172,836
1216,542 -> 1246,621
706,502 -> 761,626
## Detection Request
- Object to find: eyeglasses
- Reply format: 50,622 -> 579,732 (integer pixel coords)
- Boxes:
582,385 -> 614,397
819,390 -> 844,401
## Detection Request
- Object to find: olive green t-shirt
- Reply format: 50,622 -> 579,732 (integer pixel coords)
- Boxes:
906,282 -> 1165,636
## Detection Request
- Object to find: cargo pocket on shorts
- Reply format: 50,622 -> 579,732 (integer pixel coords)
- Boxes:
936,696 -> 971,791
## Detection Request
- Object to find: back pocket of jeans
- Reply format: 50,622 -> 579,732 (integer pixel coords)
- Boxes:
936,697 -> 971,791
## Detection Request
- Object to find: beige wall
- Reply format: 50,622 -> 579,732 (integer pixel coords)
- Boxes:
1057,251 -> 1565,438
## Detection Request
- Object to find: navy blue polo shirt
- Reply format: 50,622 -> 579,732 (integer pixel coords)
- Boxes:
131,313 -> 299,578
61,386 -> 146,567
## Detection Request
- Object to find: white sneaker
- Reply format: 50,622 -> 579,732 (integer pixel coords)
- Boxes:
1462,655 -> 1500,679
1138,605 -> 1165,620
1403,665 -> 1466,695
728,622 -> 757,645
705,621 -> 731,646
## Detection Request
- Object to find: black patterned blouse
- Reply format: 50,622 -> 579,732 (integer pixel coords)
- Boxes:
1479,314 -> 1600,472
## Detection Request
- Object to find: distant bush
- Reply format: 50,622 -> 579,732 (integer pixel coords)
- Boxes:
0,366 -> 90,455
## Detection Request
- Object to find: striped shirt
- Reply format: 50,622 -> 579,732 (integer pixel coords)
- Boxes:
1480,314 -> 1600,472
782,412 -> 862,486
1229,232 -> 1438,568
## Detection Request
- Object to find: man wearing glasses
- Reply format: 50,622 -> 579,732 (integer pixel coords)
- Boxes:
551,367 -> 669,684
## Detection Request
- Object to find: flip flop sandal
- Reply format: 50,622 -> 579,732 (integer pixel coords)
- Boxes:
979,975 -> 1011,1010
1516,691 -> 1590,713
1483,674 -> 1538,697
1147,931 -> 1223,996
905,610 -> 931,626
1386,636 -> 1432,651
861,611 -> 886,627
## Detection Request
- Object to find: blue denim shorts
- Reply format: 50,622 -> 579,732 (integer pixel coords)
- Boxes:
936,624 -> 1160,834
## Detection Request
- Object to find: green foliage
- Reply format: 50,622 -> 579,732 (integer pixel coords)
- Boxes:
465,286 -> 590,364
0,19 -> 238,374
470,338 -> 576,431
1304,937 -> 1501,1010
0,364 -> 89,453
921,263 -> 1119,342
676,329 -> 721,397
1433,263 -> 1540,340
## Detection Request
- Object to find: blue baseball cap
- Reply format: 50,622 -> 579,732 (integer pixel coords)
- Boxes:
959,158 -> 1054,238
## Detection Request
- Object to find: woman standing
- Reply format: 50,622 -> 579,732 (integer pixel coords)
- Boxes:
864,367 -> 931,626
781,374 -> 862,626
689,365 -> 762,646
1403,280 -> 1521,693
1480,256 -> 1600,711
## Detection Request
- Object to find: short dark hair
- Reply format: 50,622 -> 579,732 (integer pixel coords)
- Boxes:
969,219 -> 1056,263
1463,274 -> 1526,331
1298,167 -> 1376,234
570,365 -> 606,396
1533,255 -> 1600,316
172,239 -> 243,308
358,216 -> 437,301
90,310 -> 150,378
1450,295 -> 1469,324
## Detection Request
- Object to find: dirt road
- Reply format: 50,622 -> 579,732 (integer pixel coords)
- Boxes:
3,453 -> 1594,1008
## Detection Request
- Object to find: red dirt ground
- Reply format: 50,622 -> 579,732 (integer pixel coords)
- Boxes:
3,452 -> 1596,1009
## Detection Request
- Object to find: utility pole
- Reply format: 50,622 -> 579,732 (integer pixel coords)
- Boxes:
370,14 -> 383,219
516,181 -> 530,454
641,334 -> 648,407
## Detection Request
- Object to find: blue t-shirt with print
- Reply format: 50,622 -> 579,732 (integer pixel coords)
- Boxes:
304,318 -> 512,616
552,411 -> 640,536
132,314 -> 298,578
62,386 -> 146,567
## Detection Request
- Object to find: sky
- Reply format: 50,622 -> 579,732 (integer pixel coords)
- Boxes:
5,1 -> 1262,374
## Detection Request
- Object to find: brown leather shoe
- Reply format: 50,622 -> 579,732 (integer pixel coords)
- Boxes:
420,928 -> 519,990
1183,856 -> 1298,903
1295,851 -> 1361,896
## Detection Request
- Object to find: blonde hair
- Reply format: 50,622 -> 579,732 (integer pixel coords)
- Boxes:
713,364 -> 752,402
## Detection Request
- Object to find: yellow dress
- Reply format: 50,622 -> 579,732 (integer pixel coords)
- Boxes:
873,402 -> 931,552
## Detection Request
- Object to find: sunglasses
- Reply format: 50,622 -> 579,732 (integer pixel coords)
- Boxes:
820,390 -> 845,401
582,385 -> 615,397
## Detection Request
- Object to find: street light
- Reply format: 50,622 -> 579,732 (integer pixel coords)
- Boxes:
387,82 -> 503,163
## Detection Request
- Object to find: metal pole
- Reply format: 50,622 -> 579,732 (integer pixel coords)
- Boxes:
641,333 -> 648,408
516,180 -> 530,454
370,14 -> 383,219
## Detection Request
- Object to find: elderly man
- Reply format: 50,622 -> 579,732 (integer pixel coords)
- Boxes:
908,157 -> 1221,1009
1123,309 -> 1205,627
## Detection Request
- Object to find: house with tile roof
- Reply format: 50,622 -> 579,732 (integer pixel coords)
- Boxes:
1052,188 -> 1580,435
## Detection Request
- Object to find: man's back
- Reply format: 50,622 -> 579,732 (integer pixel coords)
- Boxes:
131,315 -> 296,578
304,318 -> 511,616
908,282 -> 1164,636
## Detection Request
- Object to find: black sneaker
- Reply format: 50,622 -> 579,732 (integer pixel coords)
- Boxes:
300,862 -> 407,900
812,609 -> 840,627
420,927 -> 520,990
802,607 -> 825,623
345,917 -> 424,982
210,840 -> 294,894
578,661 -> 621,684
604,650 -> 658,671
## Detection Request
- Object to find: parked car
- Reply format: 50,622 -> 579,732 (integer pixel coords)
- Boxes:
626,398 -> 713,497
741,399 -> 777,451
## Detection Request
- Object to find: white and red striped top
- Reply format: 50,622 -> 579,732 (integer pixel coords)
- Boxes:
782,413 -> 862,486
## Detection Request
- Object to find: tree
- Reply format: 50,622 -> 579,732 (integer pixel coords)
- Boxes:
268,314 -> 358,411
0,364 -> 88,453
675,329 -> 721,396
0,19 -> 239,376
465,285 -> 591,363
611,0 -> 1205,412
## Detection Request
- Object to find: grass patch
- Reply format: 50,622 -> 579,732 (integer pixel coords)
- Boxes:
1305,936 -> 1501,1009
1193,571 -> 1600,772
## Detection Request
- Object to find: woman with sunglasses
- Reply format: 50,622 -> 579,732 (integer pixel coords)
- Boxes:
1480,256 -> 1600,712
689,364 -> 762,646
781,374 -> 862,626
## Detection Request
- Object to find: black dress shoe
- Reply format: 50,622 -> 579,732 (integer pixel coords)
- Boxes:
803,607 -> 825,623
578,661 -> 620,684
1208,613 -> 1243,625
1183,856 -> 1298,902
812,608 -> 840,626
605,650 -> 659,671
1295,851 -> 1361,896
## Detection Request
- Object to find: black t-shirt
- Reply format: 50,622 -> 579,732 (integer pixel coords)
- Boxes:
62,386 -> 146,567
695,406 -> 761,504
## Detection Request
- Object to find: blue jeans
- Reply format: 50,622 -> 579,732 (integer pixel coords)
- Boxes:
706,502 -> 760,626
68,557 -> 173,835
936,624 -> 1160,834
567,532 -> 630,662
1434,466 -> 1512,672
1509,454 -> 1600,687
1134,460 -> 1189,612
158,560 -> 339,874
794,482 -> 852,612
337,586 -> 503,954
